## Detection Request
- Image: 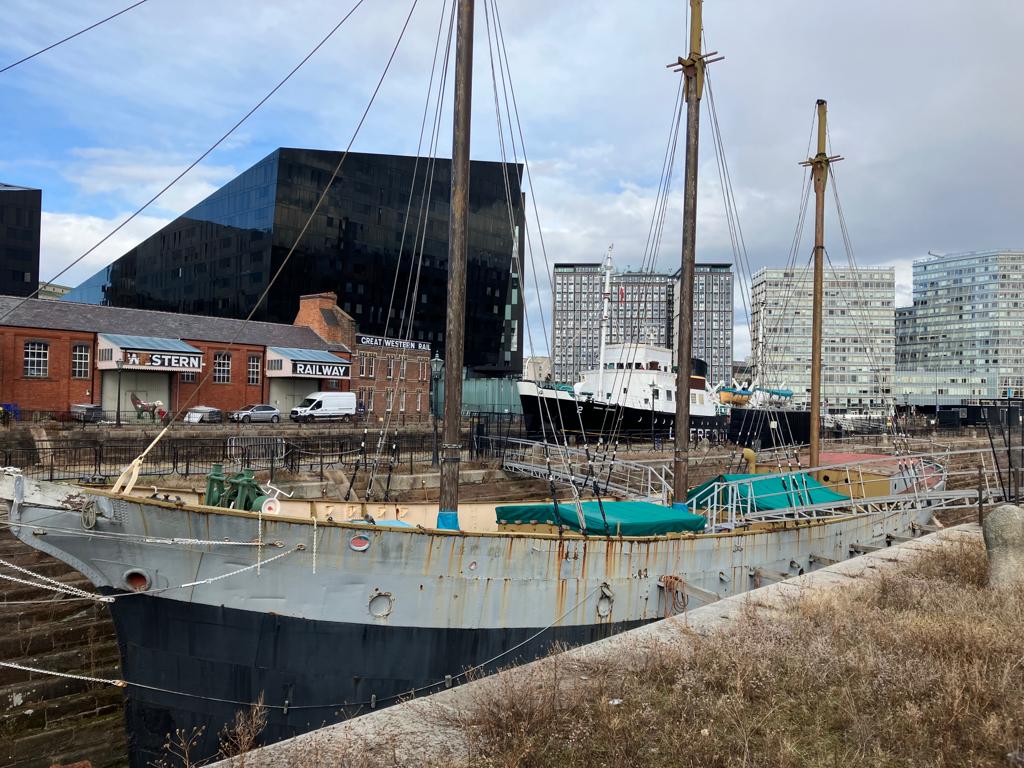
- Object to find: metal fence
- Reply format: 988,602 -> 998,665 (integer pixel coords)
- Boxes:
0,432 -> 493,484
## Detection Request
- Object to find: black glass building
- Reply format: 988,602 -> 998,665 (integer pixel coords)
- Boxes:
66,149 -> 525,375
0,183 -> 41,297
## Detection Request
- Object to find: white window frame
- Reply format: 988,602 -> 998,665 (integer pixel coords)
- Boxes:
400,390 -> 406,412
247,354 -> 261,386
386,356 -> 395,380
23,341 -> 48,378
214,352 -> 231,384
71,344 -> 90,379
367,354 -> 376,378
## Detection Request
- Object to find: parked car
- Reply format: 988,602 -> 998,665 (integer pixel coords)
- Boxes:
230,404 -> 281,423
70,403 -> 104,423
290,391 -> 356,422
183,406 -> 223,424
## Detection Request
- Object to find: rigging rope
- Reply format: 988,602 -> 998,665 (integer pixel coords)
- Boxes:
1,0 -> 150,75
110,0 -> 420,494
0,0 -> 369,325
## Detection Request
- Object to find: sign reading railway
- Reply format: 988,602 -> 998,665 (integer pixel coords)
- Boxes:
291,361 -> 350,378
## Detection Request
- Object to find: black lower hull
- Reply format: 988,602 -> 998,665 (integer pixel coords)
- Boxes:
520,392 -> 727,442
104,592 -> 648,767
727,407 -> 813,448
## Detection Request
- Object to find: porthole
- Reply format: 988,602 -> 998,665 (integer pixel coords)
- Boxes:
368,591 -> 394,618
123,569 -> 151,592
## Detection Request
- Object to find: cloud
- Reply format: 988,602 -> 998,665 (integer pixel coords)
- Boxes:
63,148 -> 237,216
39,211 -> 170,287
3,0 -> 1023,366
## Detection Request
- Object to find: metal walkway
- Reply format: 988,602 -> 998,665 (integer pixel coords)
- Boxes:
480,437 -> 672,502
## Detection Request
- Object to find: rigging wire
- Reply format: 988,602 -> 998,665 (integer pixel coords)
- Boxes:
0,0 -> 369,328
0,0 -> 151,75
363,0 -> 455,492
109,0 -> 421,487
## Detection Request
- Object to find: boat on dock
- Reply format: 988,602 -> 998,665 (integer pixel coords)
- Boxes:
0,2 -> 962,766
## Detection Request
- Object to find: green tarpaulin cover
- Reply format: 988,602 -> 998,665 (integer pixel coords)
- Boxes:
687,473 -> 848,512
495,500 -> 707,536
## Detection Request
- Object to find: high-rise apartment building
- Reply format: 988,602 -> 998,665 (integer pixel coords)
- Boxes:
895,249 -> 1024,403
550,261 -> 733,385
673,263 -> 734,385
550,264 -> 672,383
0,183 -> 41,298
751,266 -> 895,411
64,149 -> 524,376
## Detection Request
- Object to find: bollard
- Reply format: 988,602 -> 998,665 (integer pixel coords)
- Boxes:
982,503 -> 1024,588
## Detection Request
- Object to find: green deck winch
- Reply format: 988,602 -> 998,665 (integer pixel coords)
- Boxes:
205,464 -> 271,512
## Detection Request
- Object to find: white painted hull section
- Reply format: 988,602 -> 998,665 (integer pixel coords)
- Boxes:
3,473 -> 936,628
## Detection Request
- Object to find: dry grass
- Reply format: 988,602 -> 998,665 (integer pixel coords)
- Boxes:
443,538 -> 1024,768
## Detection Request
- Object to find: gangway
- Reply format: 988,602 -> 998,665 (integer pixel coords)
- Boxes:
480,437 -> 673,502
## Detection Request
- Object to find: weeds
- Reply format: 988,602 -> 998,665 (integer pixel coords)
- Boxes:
445,537 -> 1024,768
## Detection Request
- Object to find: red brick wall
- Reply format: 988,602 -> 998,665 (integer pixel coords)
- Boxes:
172,341 -> 267,414
352,346 -> 430,423
293,292 -> 357,352
0,327 -> 96,413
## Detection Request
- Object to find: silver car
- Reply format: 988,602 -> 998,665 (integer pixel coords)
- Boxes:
229,404 -> 281,423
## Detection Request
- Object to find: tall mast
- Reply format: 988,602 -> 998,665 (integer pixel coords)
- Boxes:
671,0 -> 705,507
804,99 -> 838,468
437,0 -> 474,529
597,245 -> 613,401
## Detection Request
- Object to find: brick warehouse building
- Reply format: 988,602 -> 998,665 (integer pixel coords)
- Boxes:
0,292 -> 430,421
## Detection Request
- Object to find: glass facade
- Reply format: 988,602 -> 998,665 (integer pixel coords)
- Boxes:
895,250 -> 1024,400
751,266 -> 895,411
63,149 -> 524,376
0,184 -> 41,297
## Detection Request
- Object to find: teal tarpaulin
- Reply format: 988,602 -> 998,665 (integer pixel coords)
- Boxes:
687,473 -> 848,512
495,500 -> 706,536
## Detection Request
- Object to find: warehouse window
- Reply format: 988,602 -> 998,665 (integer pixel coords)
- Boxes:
386,356 -> 395,380
358,353 -> 367,377
367,354 -> 376,377
400,390 -> 406,412
416,392 -> 423,412
180,371 -> 197,383
267,359 -> 283,371
247,355 -> 261,386
23,342 -> 48,378
71,344 -> 90,379
214,352 -> 231,383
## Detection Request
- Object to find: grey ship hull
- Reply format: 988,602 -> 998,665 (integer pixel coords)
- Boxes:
2,472 -> 936,767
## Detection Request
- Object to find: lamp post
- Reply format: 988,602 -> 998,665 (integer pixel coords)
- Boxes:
115,359 -> 124,428
430,352 -> 444,467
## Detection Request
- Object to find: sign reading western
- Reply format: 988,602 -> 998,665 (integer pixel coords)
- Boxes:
292,361 -> 350,378
123,350 -> 203,371
356,334 -> 430,352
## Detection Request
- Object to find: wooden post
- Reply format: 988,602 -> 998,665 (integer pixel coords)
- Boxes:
438,0 -> 474,529
807,99 -> 830,469
672,0 -> 704,508
978,465 -> 985,526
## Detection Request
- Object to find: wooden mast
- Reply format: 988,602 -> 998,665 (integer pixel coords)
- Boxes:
805,99 -> 836,468
437,0 -> 474,528
671,0 -> 705,507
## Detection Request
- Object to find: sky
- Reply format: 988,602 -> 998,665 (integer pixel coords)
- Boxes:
2,0 -> 1023,359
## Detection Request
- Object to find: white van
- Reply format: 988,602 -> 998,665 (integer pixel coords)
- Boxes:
289,391 -> 357,422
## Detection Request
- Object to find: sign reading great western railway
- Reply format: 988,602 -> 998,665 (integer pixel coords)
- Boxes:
291,361 -> 350,378
124,350 -> 203,371
356,334 -> 430,352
